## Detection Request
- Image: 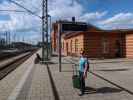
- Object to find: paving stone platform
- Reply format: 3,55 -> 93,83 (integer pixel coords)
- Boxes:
1,52 -> 133,100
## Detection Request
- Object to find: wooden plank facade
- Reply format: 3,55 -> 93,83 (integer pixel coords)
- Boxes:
51,21 -> 133,58
126,33 -> 133,58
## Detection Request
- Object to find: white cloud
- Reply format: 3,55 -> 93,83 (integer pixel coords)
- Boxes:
0,0 -> 41,30
98,13 -> 133,29
0,0 -> 107,43
0,0 -> 42,43
78,11 -> 107,22
48,0 -> 107,23
1,0 -> 105,31
49,0 -> 83,20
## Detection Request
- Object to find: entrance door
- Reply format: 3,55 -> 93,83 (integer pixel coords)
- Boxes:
115,40 -> 121,57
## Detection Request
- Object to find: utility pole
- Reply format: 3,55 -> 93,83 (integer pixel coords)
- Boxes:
5,31 -> 8,46
49,15 -> 52,56
13,33 -> 16,42
46,0 -> 49,60
9,31 -> 11,48
42,0 -> 48,61
42,0 -> 45,60
47,15 -> 52,57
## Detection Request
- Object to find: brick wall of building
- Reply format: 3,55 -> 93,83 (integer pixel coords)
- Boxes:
62,33 -> 84,56
51,21 -> 133,58
126,33 -> 133,58
84,32 -> 102,58
51,31 -> 57,52
62,31 -> 124,58
84,32 -> 123,58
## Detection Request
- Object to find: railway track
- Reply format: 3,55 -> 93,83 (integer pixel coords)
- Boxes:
0,49 -> 37,61
0,50 -> 36,80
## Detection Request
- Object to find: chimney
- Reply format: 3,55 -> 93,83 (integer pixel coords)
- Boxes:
72,17 -> 75,22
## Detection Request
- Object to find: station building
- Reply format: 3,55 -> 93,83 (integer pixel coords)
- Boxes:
51,20 -> 133,58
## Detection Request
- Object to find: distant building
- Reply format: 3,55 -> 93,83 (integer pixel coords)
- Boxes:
0,38 -> 6,46
51,20 -> 133,58
37,41 -> 50,48
12,42 -> 32,49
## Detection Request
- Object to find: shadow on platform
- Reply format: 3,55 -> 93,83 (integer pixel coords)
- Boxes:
52,54 -> 65,57
96,68 -> 130,72
84,86 -> 122,94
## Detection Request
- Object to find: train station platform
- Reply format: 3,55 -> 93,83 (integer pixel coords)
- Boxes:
1,50 -> 133,100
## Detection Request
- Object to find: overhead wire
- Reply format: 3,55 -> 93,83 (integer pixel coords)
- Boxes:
0,10 -> 26,12
0,0 -> 42,44
8,0 -> 42,19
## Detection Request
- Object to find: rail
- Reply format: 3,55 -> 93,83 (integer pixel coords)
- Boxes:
0,50 -> 36,80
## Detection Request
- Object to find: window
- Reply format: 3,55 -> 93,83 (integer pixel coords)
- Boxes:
75,39 -> 78,52
71,40 -> 72,52
102,37 -> 109,54
62,42 -> 64,49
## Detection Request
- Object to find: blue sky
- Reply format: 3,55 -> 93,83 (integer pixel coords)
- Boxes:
80,0 -> 133,17
0,14 -> 10,20
0,0 -> 4,3
1,0 -> 133,43
1,0 -> 133,27
0,0 -> 10,21
48,0 -> 133,29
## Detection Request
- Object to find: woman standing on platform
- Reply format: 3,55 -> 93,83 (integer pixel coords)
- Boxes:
79,50 -> 89,96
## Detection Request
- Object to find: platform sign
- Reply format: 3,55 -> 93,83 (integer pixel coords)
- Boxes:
61,23 -> 87,32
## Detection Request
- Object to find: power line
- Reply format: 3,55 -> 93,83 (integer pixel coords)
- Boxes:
0,10 -> 26,12
8,0 -> 42,19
